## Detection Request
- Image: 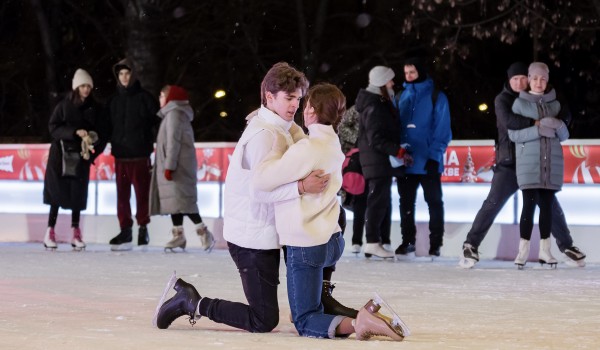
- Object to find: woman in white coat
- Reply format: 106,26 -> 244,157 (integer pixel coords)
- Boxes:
150,85 -> 214,252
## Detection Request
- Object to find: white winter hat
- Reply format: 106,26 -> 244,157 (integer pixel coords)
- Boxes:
72,68 -> 94,90
368,66 -> 395,87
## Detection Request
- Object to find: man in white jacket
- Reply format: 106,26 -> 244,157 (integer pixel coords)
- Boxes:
155,62 -> 333,332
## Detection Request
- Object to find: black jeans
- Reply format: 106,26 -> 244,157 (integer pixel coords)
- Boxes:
398,173 -> 445,249
198,242 -> 280,333
464,164 -> 573,252
364,177 -> 393,244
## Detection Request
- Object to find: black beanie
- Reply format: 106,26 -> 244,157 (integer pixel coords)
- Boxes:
506,62 -> 528,79
404,57 -> 427,83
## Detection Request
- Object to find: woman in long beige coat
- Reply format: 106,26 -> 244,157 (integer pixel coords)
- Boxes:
149,85 -> 214,252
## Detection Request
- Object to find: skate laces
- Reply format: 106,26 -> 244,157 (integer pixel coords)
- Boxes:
49,228 -> 56,241
73,227 -> 82,240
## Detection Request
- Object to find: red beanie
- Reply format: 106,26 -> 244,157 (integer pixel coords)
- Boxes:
164,85 -> 189,104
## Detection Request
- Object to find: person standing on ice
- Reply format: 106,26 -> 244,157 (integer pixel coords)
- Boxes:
460,62 -> 586,269
393,58 -> 452,259
148,85 -> 214,252
508,62 -> 569,269
106,58 -> 160,251
251,82 -> 406,340
153,62 -> 355,333
355,65 -> 410,259
43,68 -> 108,251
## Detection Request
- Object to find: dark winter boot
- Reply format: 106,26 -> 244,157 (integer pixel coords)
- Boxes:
321,281 -> 358,318
138,225 -> 149,246
156,279 -> 201,329
109,227 -> 133,251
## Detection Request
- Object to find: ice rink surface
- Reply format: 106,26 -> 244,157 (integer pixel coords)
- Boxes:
1,243 -> 598,350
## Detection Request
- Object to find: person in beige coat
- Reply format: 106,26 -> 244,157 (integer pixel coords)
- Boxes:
149,85 -> 214,252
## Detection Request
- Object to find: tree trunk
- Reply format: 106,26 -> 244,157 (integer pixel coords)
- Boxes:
125,1 -> 163,95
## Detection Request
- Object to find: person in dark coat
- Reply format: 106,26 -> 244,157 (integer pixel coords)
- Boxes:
106,58 -> 160,251
356,66 -> 410,259
149,85 -> 215,252
459,62 -> 586,269
43,68 -> 108,251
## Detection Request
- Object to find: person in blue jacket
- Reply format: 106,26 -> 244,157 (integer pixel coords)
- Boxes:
393,58 -> 452,258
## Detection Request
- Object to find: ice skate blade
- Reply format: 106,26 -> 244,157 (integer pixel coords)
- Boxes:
515,263 -> 526,270
71,247 -> 86,252
538,260 -> 557,269
152,271 -> 178,327
458,258 -> 476,269
110,243 -> 133,252
44,246 -> 57,251
204,239 -> 216,253
395,252 -> 415,261
364,253 -> 394,260
564,259 -> 586,268
372,292 -> 411,337
164,247 -> 186,253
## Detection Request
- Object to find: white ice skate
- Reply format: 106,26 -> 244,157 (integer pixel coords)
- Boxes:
196,223 -> 216,253
152,271 -> 178,327
364,243 -> 395,259
165,227 -> 186,253
538,238 -> 557,269
369,292 -> 411,337
43,227 -> 57,251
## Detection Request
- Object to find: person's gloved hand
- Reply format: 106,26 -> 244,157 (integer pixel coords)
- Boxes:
539,117 -> 563,130
425,159 -> 439,175
164,169 -> 173,181
538,125 -> 556,138
403,153 -> 414,167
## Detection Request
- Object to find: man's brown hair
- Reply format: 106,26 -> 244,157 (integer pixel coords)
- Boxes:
260,62 -> 309,106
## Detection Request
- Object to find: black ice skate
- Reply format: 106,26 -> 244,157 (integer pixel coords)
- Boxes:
138,225 -> 149,246
459,243 -> 479,269
394,242 -> 415,261
564,246 -> 586,267
322,281 -> 358,318
110,228 -> 133,251
153,271 -> 201,329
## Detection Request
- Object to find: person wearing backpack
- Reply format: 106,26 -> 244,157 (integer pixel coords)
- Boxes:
393,58 -> 452,259
338,106 -> 392,254
356,66 -> 410,259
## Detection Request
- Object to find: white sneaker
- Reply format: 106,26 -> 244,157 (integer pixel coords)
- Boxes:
351,244 -> 361,254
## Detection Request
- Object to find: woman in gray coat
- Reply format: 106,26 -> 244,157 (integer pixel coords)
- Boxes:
150,85 -> 215,252
508,62 -> 568,269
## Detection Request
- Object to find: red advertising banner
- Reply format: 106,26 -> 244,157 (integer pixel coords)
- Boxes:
1,142 -> 599,184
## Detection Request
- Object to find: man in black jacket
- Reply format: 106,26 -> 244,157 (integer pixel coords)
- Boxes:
460,62 -> 586,268
107,58 -> 160,251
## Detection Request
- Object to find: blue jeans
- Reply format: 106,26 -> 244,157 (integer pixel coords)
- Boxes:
286,232 -> 346,338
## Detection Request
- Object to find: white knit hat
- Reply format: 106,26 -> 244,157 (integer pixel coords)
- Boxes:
368,66 -> 395,87
72,69 -> 94,90
528,62 -> 549,82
